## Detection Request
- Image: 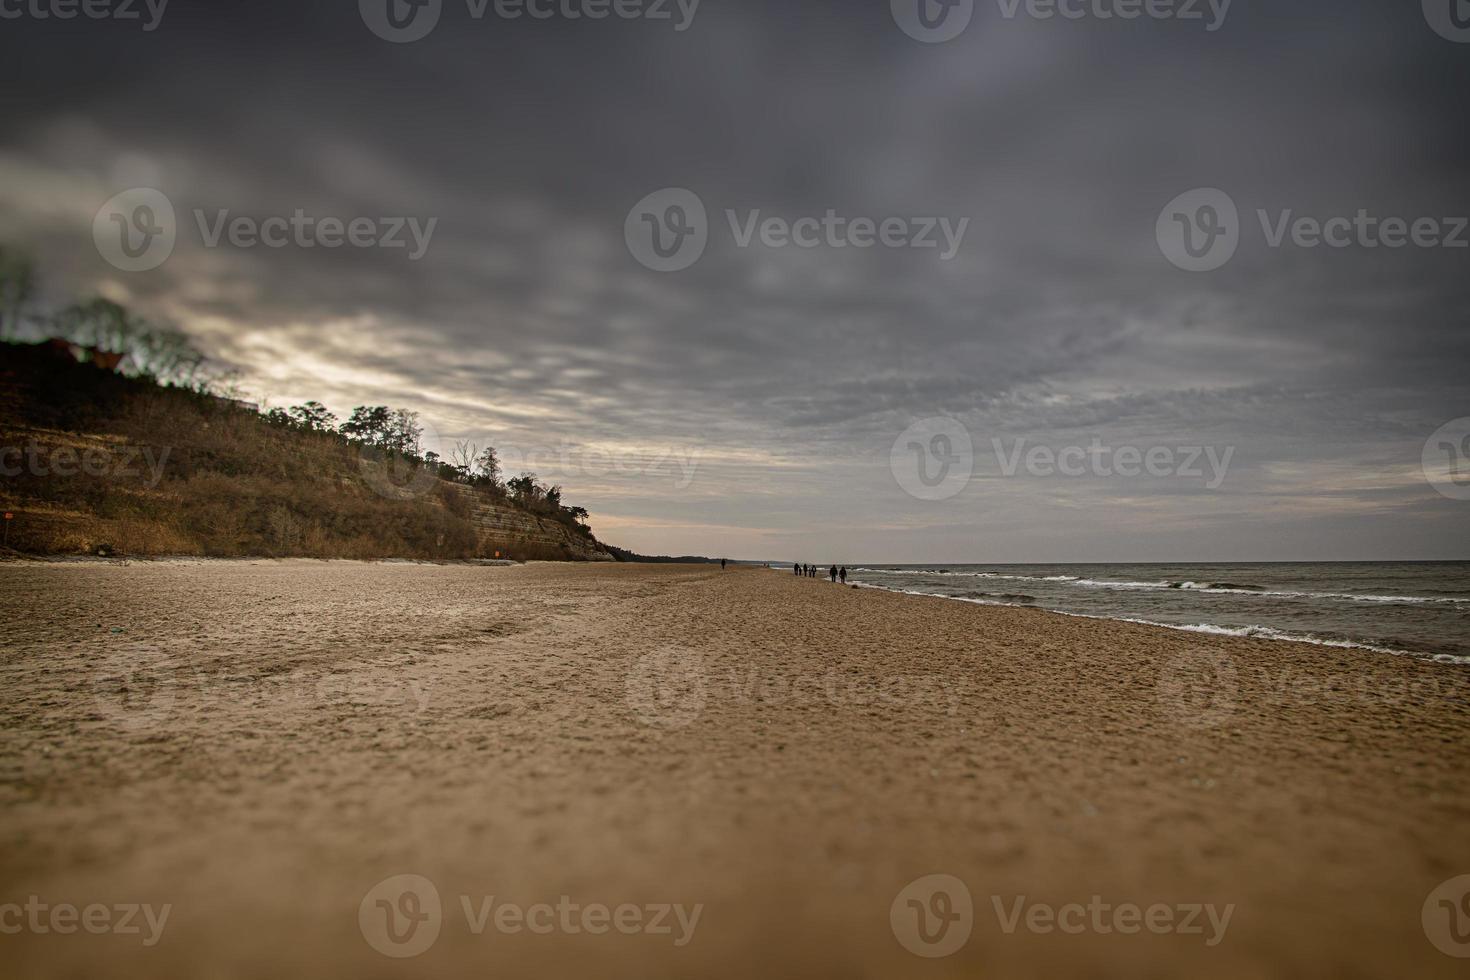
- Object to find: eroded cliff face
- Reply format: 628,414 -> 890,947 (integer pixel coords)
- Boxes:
446,485 -> 614,561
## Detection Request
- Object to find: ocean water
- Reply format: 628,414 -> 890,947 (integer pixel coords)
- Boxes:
841,562 -> 1470,664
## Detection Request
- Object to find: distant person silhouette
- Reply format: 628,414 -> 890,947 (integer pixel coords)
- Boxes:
839,566 -> 847,584
721,558 -> 727,570
829,564 -> 837,582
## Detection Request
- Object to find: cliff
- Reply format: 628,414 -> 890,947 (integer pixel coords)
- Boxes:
447,485 -> 613,561
0,341 -> 617,561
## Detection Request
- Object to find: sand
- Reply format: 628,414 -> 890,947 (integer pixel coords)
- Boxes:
1,560 -> 1467,978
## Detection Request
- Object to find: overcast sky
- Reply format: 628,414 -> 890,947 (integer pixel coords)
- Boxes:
2,0 -> 1468,561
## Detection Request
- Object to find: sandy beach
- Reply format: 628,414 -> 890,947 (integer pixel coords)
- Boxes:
2,560 -> 1468,978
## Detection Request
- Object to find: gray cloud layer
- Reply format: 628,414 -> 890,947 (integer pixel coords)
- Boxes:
2,0 -> 1467,559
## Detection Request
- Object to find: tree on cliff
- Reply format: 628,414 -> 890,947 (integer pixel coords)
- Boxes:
386,408 -> 423,456
0,246 -> 36,340
55,298 -> 148,360
53,298 -> 207,384
288,401 -> 337,432
341,406 -> 392,445
475,447 -> 501,487
507,473 -> 539,505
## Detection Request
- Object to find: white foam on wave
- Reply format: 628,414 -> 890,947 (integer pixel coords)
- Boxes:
1283,591 -> 1469,605
1086,580 -> 1469,606
1070,578 -> 1171,590
857,569 -> 1468,606
852,568 -> 1079,582
846,579 -> 1470,665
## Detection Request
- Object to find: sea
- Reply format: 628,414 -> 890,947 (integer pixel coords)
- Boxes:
839,562 -> 1470,664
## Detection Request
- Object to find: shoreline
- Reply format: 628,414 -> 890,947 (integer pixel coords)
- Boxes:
839,563 -> 1470,666
11,551 -> 1468,664
849,580 -> 1470,666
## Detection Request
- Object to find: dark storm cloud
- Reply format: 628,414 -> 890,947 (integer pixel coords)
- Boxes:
1,0 -> 1467,558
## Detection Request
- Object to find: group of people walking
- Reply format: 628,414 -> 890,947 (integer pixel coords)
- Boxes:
794,563 -> 848,584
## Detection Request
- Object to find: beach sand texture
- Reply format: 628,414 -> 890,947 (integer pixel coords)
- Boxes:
1,560 -> 1468,978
